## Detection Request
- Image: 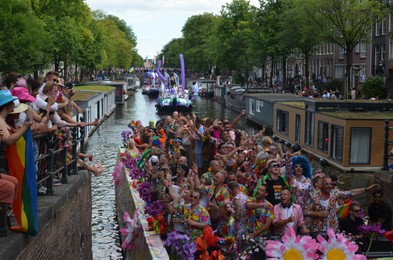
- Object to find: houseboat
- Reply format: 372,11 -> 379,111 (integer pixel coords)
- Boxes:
248,95 -> 393,171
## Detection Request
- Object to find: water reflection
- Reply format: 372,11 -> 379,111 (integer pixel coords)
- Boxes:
87,92 -> 373,259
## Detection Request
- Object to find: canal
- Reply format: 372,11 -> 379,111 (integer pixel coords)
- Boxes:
85,91 -> 375,259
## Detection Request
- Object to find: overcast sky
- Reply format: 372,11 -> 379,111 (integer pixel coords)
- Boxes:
85,0 -> 259,59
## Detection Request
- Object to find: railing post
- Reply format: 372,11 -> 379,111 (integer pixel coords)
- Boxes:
80,113 -> 86,155
61,144 -> 68,184
46,133 -> 54,195
70,127 -> 78,175
383,119 -> 390,170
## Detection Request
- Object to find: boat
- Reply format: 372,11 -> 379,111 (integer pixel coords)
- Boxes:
147,86 -> 160,99
141,85 -> 150,94
155,94 -> 192,113
124,74 -> 140,92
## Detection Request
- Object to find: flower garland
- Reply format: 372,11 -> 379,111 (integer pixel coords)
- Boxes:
196,226 -> 224,260
137,181 -> 151,203
119,210 -> 140,250
163,231 -> 196,260
112,160 -> 125,187
265,227 -> 366,260
358,223 -> 386,256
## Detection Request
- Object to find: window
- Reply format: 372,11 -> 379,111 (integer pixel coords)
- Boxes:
96,101 -> 100,120
360,42 -> 367,58
335,65 -> 345,79
389,37 -> 393,59
256,100 -> 263,112
276,110 -> 289,135
295,114 -> 301,143
249,98 -> 255,115
355,43 -> 360,53
331,125 -> 343,162
381,44 -> 386,62
305,111 -> 314,146
375,45 -> 380,66
382,18 -> 387,35
359,64 -> 366,82
317,121 -> 329,152
339,46 -> 345,60
350,128 -> 371,164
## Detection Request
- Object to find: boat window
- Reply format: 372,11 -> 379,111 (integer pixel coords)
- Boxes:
350,127 -> 371,164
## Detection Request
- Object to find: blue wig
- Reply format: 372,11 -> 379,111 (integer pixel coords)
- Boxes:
291,155 -> 312,179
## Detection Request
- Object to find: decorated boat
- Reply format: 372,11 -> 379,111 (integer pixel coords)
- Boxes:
155,94 -> 192,113
147,86 -> 160,99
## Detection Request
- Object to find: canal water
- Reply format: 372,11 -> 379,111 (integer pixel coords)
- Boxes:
85,91 -> 375,259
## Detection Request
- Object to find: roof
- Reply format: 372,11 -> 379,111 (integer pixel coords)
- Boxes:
74,85 -> 115,93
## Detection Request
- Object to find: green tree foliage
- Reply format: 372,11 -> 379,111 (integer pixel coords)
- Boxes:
0,0 -> 139,76
0,0 -> 49,74
362,76 -> 386,99
160,38 -> 185,68
279,0 -> 324,89
181,13 -> 219,72
213,0 -> 258,85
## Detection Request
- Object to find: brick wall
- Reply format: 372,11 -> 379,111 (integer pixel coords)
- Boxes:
17,173 -> 92,260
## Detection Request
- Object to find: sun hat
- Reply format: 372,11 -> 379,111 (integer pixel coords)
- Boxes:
10,87 -> 36,102
10,101 -> 28,114
149,155 -> 159,163
0,90 -> 18,106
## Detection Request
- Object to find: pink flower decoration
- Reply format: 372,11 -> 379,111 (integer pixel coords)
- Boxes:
266,227 -> 319,259
112,160 -> 124,187
317,228 -> 366,260
119,210 -> 139,250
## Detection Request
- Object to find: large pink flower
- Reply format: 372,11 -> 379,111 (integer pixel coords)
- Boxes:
317,228 -> 366,260
119,210 -> 139,250
112,160 -> 124,187
266,227 -> 319,260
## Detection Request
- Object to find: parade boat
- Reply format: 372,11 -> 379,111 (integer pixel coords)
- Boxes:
147,86 -> 160,99
141,85 -> 150,94
155,94 -> 192,113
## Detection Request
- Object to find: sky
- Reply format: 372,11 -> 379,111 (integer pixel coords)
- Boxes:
85,0 -> 259,59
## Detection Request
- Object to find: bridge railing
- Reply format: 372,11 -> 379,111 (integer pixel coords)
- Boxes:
0,119 -> 86,236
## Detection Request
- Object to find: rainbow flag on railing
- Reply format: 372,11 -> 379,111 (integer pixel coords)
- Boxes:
6,128 -> 38,236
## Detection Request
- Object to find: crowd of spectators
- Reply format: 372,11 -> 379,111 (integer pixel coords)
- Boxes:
120,110 -> 391,257
0,71 -> 104,221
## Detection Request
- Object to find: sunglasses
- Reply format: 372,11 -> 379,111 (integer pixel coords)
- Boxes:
374,195 -> 382,198
352,209 -> 361,213
52,79 -> 59,83
270,164 -> 280,168
191,195 -> 199,199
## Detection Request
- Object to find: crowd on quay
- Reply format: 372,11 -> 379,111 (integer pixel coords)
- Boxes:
120,110 -> 392,258
0,71 -> 104,224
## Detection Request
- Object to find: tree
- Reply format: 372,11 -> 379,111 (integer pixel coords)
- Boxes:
310,0 -> 388,98
181,13 -> 219,73
160,38 -> 185,68
362,76 -> 386,99
213,0 -> 258,86
279,0 -> 325,90
0,0 -> 49,74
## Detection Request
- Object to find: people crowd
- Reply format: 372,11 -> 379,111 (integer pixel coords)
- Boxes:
0,71 -> 103,223
120,110 -> 391,258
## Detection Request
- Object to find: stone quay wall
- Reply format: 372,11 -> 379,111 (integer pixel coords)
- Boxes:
0,172 -> 92,260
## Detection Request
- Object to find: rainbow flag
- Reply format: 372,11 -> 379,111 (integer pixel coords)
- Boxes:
6,128 -> 38,236
338,200 -> 351,220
